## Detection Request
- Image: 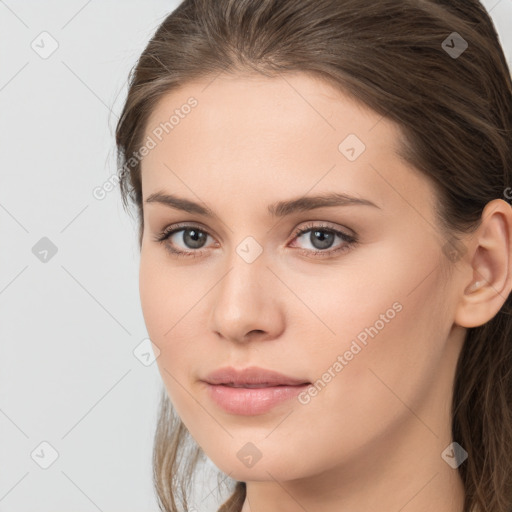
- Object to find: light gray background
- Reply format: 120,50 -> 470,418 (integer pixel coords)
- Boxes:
0,1 -> 511,511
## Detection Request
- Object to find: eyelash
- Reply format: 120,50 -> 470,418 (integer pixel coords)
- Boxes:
153,222 -> 358,259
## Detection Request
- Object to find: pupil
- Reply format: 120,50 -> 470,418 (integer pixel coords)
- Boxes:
184,229 -> 206,249
311,230 -> 334,249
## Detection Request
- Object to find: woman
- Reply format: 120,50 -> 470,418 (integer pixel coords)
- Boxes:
115,0 -> 512,510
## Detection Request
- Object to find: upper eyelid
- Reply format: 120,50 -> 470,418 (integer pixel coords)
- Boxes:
163,221 -> 347,237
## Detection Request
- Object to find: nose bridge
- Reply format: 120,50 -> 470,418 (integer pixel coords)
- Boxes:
217,240 -> 267,311
209,238 -> 279,340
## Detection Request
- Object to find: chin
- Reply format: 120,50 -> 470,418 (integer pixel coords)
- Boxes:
208,449 -> 307,483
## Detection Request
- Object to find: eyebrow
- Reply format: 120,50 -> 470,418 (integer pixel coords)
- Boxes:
144,191 -> 381,217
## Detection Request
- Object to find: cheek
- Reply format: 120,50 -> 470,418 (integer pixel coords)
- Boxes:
139,245 -> 199,338
139,252 -> 168,340
316,255 -> 449,426
286,278 -> 448,476
138,251 -> 188,368
139,251 -> 207,399
307,237 -> 448,390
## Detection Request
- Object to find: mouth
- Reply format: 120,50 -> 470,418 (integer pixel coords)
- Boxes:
217,383 -> 309,388
202,365 -> 310,387
200,366 -> 311,415
202,381 -> 312,415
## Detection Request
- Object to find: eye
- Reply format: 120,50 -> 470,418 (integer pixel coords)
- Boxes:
153,224 -> 215,258
153,222 -> 358,259
289,222 -> 357,258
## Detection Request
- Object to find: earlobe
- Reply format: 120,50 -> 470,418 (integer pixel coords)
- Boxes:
454,199 -> 512,329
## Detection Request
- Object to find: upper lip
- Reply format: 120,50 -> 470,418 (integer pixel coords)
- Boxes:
202,366 -> 310,387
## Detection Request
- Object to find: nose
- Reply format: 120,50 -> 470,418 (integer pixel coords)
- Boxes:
208,247 -> 285,344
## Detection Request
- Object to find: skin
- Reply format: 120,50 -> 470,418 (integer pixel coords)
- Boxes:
138,71 -> 512,512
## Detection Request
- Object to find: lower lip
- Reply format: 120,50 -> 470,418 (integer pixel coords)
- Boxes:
203,382 -> 311,415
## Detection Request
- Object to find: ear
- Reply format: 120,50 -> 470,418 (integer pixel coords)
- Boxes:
454,199 -> 512,328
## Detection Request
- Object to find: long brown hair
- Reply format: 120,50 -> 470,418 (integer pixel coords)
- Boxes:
115,1 -> 512,510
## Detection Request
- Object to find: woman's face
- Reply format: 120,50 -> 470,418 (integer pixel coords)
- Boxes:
138,72 -> 466,483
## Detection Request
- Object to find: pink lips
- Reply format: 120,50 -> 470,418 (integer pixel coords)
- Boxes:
201,366 -> 311,415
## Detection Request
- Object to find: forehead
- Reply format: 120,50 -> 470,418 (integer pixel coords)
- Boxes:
143,71 -> 399,149
140,72 -> 428,214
